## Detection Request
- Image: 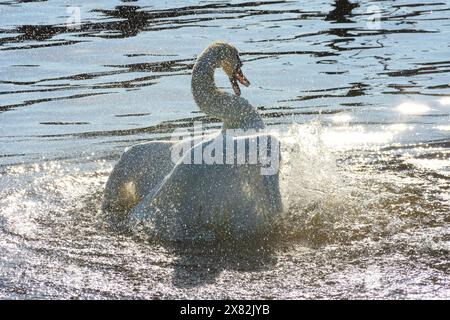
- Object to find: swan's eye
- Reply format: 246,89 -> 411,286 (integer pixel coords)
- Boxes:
237,56 -> 242,68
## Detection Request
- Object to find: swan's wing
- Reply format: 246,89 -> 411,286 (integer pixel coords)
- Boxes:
102,141 -> 175,214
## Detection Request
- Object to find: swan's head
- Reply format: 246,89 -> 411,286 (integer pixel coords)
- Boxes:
211,42 -> 250,96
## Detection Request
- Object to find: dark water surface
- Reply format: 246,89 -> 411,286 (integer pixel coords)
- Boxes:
0,0 -> 449,299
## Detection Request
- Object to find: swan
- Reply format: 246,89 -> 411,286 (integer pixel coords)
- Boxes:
103,41 -> 282,239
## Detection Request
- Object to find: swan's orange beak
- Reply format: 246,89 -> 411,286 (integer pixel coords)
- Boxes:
236,67 -> 250,87
230,67 -> 250,96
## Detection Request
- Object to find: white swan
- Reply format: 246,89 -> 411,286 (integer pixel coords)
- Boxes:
103,42 -> 282,239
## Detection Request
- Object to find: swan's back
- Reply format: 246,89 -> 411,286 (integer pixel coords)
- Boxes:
131,132 -> 282,240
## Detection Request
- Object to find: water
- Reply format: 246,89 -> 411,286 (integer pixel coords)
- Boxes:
0,0 -> 449,299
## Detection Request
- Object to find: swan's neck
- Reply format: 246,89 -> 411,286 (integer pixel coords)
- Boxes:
191,50 -> 264,130
191,51 -> 220,106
